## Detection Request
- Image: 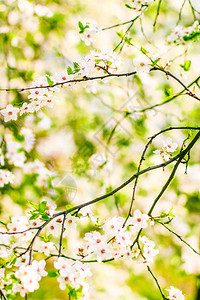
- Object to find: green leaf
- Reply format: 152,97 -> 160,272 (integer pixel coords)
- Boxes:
67,66 -> 73,75
125,4 -> 133,9
39,201 -> 47,213
151,58 -> 160,66
164,86 -> 173,97
41,213 -> 50,221
73,62 -> 80,73
78,21 -> 89,34
125,37 -> 132,45
116,30 -> 124,39
140,46 -> 148,55
28,201 -> 39,210
45,75 -> 54,86
180,60 -> 191,72
160,212 -> 167,218
78,21 -> 84,31
168,206 -> 175,218
29,213 -> 40,220
66,285 -> 83,299
48,269 -> 59,277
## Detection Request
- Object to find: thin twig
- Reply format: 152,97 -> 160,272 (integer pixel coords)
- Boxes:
58,213 -> 67,257
155,220 -> 200,255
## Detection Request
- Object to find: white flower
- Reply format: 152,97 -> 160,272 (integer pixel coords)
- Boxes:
84,231 -> 107,251
0,104 -> 19,122
15,265 -> 40,293
45,199 -> 57,217
163,138 -> 178,153
0,170 -> 15,187
133,55 -> 151,74
122,246 -> 140,260
74,261 -> 92,278
166,286 -> 185,300
80,19 -> 101,46
7,216 -> 29,232
38,241 -> 55,256
115,230 -> 132,248
64,214 -> 77,232
32,260 -> 47,279
79,207 -> 96,221
20,102 -> 35,115
78,54 -> 95,77
81,30 -> 96,46
102,216 -> 125,236
154,138 -> 178,162
126,209 -> 149,231
139,235 -> 155,247
57,275 -> 71,290
96,242 -> 113,262
46,220 -> 61,237
143,244 -> 159,263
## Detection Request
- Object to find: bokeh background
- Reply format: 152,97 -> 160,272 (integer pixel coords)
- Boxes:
0,0 -> 200,299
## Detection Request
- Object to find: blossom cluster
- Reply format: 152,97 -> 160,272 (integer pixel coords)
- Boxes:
0,49 -> 121,123
0,128 -> 52,187
14,260 -> 47,296
82,210 -> 157,263
167,21 -> 200,44
54,258 -> 91,299
153,137 -> 178,161
0,196 -> 185,300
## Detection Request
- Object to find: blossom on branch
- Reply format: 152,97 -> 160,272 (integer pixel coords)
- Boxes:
0,104 -> 19,122
166,286 -> 185,300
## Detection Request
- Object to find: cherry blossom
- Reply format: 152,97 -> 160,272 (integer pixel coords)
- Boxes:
84,231 -> 107,250
20,102 -> 35,115
154,137 -> 178,162
38,241 -> 56,256
126,209 -> 149,231
166,286 -> 185,300
0,169 -> 15,187
79,19 -> 101,46
143,244 -> 159,263
0,104 -> 20,122
167,21 -> 200,45
95,242 -> 113,262
133,55 -> 151,74
102,216 -> 125,237
32,260 -> 48,279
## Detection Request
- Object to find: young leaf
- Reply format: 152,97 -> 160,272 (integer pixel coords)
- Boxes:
180,60 -> 191,72
29,213 -> 40,220
48,269 -> 59,277
45,75 -> 54,86
125,4 -> 133,9
116,30 -> 124,39
28,200 -> 39,210
67,66 -> 73,75
140,46 -> 148,55
39,201 -> 47,213
41,213 -> 50,221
